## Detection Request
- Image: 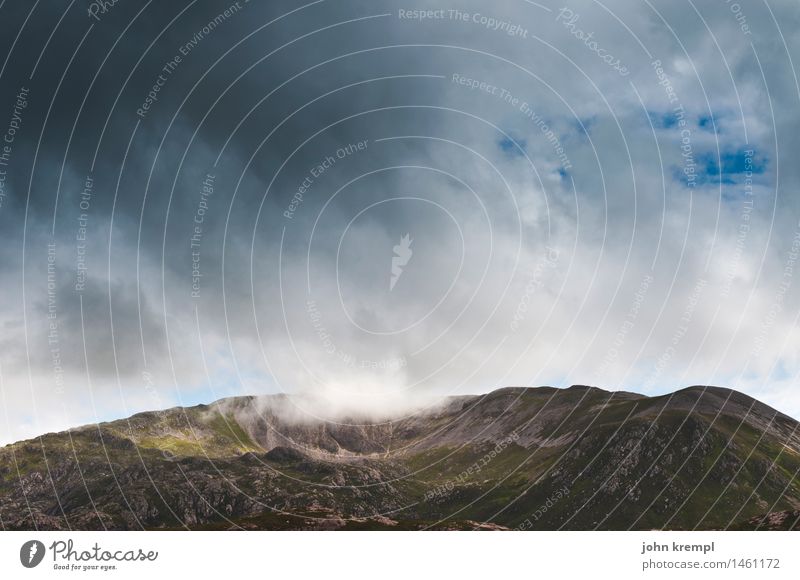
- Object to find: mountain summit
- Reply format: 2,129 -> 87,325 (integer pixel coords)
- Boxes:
1,385 -> 799,530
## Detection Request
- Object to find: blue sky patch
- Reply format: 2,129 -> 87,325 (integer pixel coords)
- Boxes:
648,111 -> 678,129
498,135 -> 527,158
670,149 -> 766,189
573,116 -> 595,138
699,150 -> 766,185
698,114 -> 716,131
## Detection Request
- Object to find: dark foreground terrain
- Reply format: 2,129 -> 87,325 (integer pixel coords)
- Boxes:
1,385 -> 799,530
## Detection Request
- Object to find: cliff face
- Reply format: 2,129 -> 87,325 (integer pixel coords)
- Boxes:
1,385 -> 799,530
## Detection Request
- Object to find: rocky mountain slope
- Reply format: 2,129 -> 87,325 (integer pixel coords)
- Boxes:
1,385 -> 799,530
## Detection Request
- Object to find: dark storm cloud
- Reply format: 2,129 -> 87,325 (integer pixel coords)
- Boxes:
2,0 -> 800,442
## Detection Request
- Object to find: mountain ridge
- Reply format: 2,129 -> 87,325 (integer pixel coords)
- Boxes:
1,385 -> 799,530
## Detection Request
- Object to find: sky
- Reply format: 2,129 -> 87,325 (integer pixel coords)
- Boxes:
1,0 -> 799,444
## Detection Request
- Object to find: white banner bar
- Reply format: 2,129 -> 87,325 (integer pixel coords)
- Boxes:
0,531 -> 797,579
